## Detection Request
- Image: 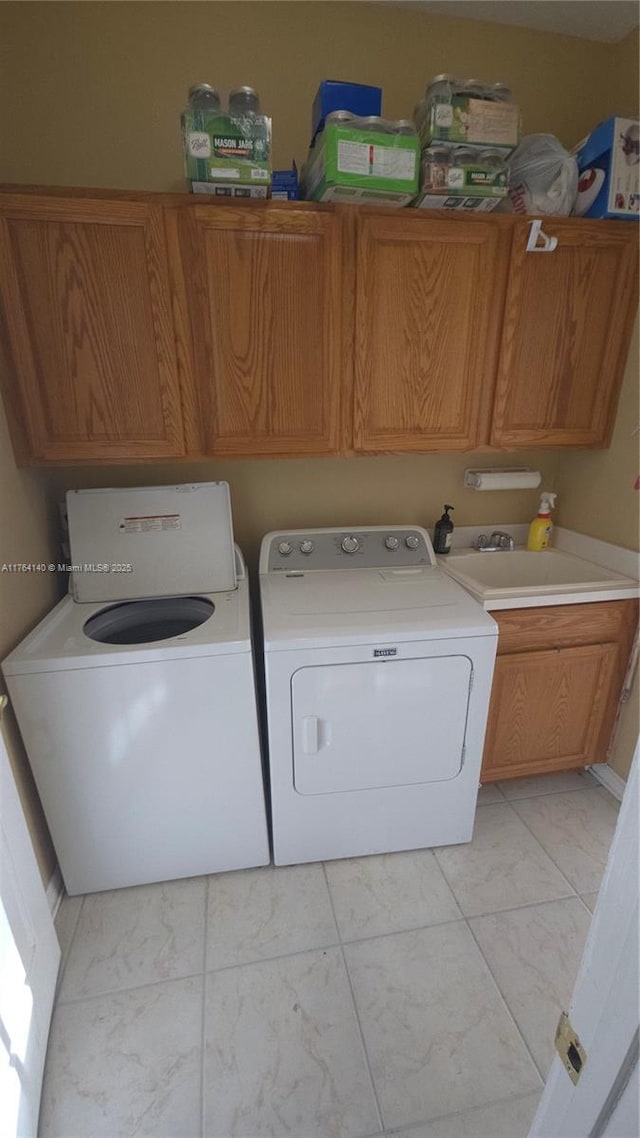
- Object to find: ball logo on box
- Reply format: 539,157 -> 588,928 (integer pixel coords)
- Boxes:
188,132 -> 211,158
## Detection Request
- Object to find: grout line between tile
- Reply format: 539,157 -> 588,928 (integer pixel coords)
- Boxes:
53,894 -> 85,1001
55,967 -> 209,1008
453,891 -> 582,922
383,1088 -> 542,1136
487,795 -> 583,896
508,794 -> 603,896
200,878 -> 210,1138
54,936 -> 348,1006
200,971 -> 208,1138
321,862 -> 385,1137
463,914 -> 548,1084
577,893 -> 597,917
496,776 -> 601,804
202,875 -> 210,974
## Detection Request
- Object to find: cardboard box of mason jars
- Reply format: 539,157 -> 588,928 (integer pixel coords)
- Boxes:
302,121 -> 420,205
414,156 -> 508,211
181,107 -> 271,195
420,95 -> 520,151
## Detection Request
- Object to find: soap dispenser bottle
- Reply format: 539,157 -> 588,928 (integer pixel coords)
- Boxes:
433,504 -> 455,554
527,492 -> 557,551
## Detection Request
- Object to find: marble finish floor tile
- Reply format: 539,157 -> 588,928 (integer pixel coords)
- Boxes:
59,877 -> 206,1000
389,1091 -> 541,1138
203,946 -> 380,1138
434,803 -> 572,917
324,849 -> 460,941
476,783 -> 505,805
512,788 -> 619,893
345,922 -> 541,1131
498,770 -> 597,800
206,864 -> 338,971
581,891 -> 599,913
470,898 -> 592,1076
40,976 -> 202,1138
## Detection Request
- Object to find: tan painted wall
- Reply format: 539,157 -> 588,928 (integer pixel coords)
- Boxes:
0,1 -> 623,190
0,399 -> 59,882
556,319 -> 639,551
610,27 -> 640,118
49,449 -> 562,570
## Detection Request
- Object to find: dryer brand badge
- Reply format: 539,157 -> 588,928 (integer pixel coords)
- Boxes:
374,648 -> 397,657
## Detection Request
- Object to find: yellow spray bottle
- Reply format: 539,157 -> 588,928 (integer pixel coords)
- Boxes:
527,492 -> 557,551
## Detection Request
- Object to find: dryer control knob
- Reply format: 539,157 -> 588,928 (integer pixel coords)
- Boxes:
405,535 -> 420,550
341,535 -> 360,554
278,541 -> 293,556
385,536 -> 400,550
300,540 -> 314,555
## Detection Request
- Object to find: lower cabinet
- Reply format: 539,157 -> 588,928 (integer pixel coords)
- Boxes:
481,599 -> 638,782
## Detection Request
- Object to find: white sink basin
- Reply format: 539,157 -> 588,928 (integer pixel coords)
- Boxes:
442,548 -> 638,604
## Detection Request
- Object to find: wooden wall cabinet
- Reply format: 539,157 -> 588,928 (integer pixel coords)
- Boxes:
166,203 -> 346,457
0,194 -> 184,462
481,599 -> 638,782
0,189 -> 638,465
491,218 -> 639,448
353,212 -> 508,452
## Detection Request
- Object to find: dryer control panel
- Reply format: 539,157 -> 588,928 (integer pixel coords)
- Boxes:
262,526 -> 436,573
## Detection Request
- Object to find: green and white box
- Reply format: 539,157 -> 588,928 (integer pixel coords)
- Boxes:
420,96 -> 519,151
181,108 -> 271,193
302,122 -> 419,206
414,159 -> 508,211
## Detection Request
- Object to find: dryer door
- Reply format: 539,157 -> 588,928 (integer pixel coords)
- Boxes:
292,655 -> 472,796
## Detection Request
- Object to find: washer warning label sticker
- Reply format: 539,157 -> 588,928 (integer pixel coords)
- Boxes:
120,514 -> 181,534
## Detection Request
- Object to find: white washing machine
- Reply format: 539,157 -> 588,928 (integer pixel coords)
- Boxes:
259,526 -> 498,865
3,483 -> 269,895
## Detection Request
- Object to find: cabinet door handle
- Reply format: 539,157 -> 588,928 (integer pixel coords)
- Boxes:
526,219 -> 558,253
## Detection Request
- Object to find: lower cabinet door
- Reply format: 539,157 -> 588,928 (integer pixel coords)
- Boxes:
291,655 -> 472,795
481,642 -> 618,781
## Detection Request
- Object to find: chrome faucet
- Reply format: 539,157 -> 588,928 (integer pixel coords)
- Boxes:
473,531 -> 515,552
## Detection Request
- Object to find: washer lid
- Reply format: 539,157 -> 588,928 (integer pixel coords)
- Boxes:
67,483 -> 236,602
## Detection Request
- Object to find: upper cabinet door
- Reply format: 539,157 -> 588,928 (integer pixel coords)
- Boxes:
0,195 -> 184,462
353,212 -> 506,452
491,219 -> 639,448
168,204 -> 345,456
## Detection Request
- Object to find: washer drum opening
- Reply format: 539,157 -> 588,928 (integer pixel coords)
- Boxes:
83,596 -> 215,645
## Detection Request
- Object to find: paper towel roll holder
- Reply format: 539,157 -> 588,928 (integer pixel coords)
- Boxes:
463,467 -> 542,490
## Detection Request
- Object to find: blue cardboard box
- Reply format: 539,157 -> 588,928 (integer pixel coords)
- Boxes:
574,116 -> 639,219
271,163 -> 299,200
312,80 -> 382,140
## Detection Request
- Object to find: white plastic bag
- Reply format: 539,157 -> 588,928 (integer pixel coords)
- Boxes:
501,134 -> 578,215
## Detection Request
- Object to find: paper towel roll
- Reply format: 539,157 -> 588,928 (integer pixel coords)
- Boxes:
465,470 -> 542,491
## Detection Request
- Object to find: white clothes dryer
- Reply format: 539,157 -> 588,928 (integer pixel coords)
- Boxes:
3,483 -> 269,895
259,526 -> 498,865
